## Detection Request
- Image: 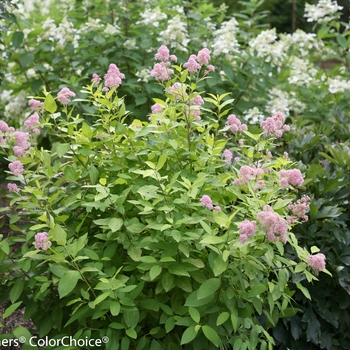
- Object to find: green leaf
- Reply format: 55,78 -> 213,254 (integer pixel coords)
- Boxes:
157,152 -> 168,171
108,218 -> 123,232
89,164 -> 99,185
50,223 -> 67,245
197,278 -> 221,299
247,283 -> 267,298
44,93 -> 57,114
56,143 -> 70,158
295,282 -> 311,300
216,312 -> 230,326
13,326 -> 32,345
110,302 -> 121,316
202,325 -> 221,346
12,31 -> 24,48
212,254 -> 228,276
231,313 -> 238,332
10,279 -> 25,303
126,328 -> 137,339
180,326 -> 198,345
58,270 -> 81,298
189,307 -> 200,323
200,235 -> 225,245
3,302 -> 22,319
168,264 -> 190,277
149,265 -> 162,281
82,122 -> 93,140
19,52 -> 34,67
64,166 -> 77,182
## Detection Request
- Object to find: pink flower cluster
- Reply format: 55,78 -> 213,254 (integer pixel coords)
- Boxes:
35,232 -> 52,250
104,64 -> 125,89
238,220 -> 257,244
183,48 -> 214,75
7,183 -> 20,193
13,131 -> 31,157
24,113 -> 41,134
91,73 -> 102,85
261,112 -> 290,137
200,195 -> 221,212
151,45 -> 176,82
257,205 -> 288,243
307,253 -> 326,271
288,195 -> 310,223
28,99 -> 44,111
279,169 -> 304,189
8,160 -> 24,176
226,114 -> 248,133
233,165 -> 264,185
57,87 -> 76,105
222,149 -> 233,164
151,103 -> 164,114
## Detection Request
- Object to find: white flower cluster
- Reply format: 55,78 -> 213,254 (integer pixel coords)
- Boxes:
304,0 -> 343,23
328,77 -> 350,93
135,68 -> 152,83
3,90 -> 28,120
158,12 -> 189,51
265,88 -> 306,117
287,56 -> 318,87
39,17 -> 80,49
243,107 -> 265,124
249,29 -> 289,66
136,6 -> 167,28
79,18 -> 104,35
288,29 -> 324,57
211,17 -> 240,58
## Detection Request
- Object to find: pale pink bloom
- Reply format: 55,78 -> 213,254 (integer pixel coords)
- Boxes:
238,220 -> 257,237
288,195 -> 310,222
169,55 -> 177,62
222,149 -> 233,164
307,253 -> 326,271
13,131 -> 30,150
240,233 -> 248,244
213,206 -> 221,212
91,73 -> 102,85
261,111 -> 289,137
226,114 -> 247,133
8,160 -> 24,176
28,99 -> 44,111
201,195 -> 213,210
7,183 -> 20,193
167,83 -> 187,100
254,180 -> 266,190
151,103 -> 163,114
155,45 -> 170,61
191,95 -> 204,105
151,62 -> 174,81
35,232 -> 52,250
0,121 -> 9,133
24,113 -> 40,132
57,87 -> 76,105
279,169 -> 304,188
104,64 -> 125,88
234,157 -> 240,162
102,87 -> 109,92
207,65 -> 215,72
184,55 -> 201,73
194,115 -> 201,121
191,108 -> 201,120
257,205 -> 288,243
13,146 -> 26,157
197,48 -> 211,65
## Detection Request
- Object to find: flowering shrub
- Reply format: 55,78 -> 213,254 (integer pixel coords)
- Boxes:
0,46 -> 330,349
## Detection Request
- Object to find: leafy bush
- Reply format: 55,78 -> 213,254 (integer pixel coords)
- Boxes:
0,47 -> 329,349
